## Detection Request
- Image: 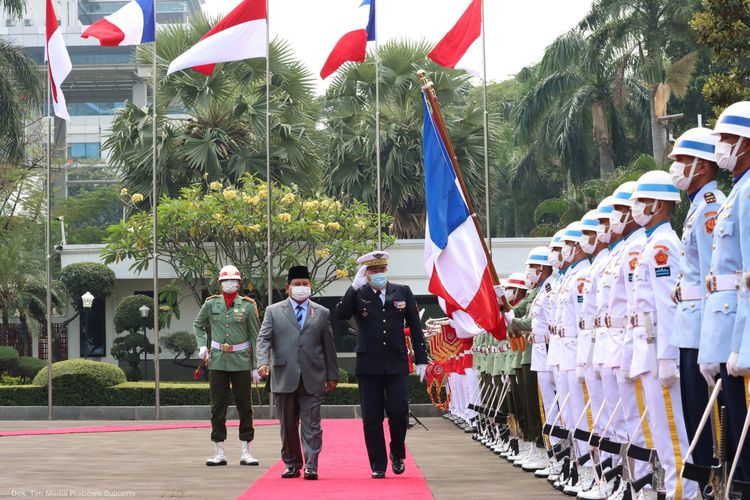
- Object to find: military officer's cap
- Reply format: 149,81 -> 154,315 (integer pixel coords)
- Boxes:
357,251 -> 390,268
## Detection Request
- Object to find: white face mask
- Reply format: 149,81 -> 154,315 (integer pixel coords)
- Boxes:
669,158 -> 699,191
610,209 -> 631,234
580,234 -> 597,254
504,289 -> 517,305
525,267 -> 541,287
290,285 -> 311,302
548,249 -> 562,269
561,243 -> 575,263
632,200 -> 657,227
715,137 -> 745,172
597,223 -> 612,244
221,280 -> 240,294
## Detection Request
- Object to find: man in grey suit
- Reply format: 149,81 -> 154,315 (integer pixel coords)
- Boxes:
256,265 -> 339,480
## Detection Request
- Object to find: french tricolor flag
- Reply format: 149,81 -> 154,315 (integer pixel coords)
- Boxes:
167,0 -> 267,76
320,0 -> 376,80
428,0 -> 482,77
422,96 -> 501,338
81,0 -> 155,46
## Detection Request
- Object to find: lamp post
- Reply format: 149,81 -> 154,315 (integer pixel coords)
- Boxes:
139,304 -> 150,379
81,292 -> 94,359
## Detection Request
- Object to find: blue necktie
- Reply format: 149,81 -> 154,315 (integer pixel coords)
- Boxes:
296,305 -> 304,328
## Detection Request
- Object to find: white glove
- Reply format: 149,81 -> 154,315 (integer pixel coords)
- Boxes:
414,364 -> 427,382
198,346 -> 210,362
503,310 -> 515,326
699,363 -> 720,388
251,369 -> 261,384
657,359 -> 679,388
352,265 -> 367,290
727,351 -> 741,377
576,366 -> 585,383
493,284 -> 505,298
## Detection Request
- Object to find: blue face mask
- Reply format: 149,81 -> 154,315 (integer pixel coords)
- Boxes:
369,273 -> 387,289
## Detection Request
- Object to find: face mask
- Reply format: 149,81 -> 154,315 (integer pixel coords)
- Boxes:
548,250 -> 562,269
525,267 -> 540,287
632,200 -> 656,227
580,235 -> 596,254
561,244 -> 575,263
610,209 -> 631,234
504,289 -> 517,305
597,224 -> 612,244
669,158 -> 699,191
715,138 -> 745,172
290,285 -> 311,302
369,273 -> 387,289
221,281 -> 240,294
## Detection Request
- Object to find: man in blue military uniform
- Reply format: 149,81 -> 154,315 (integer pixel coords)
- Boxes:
703,101 -> 750,484
666,127 -> 724,480
336,251 -> 428,479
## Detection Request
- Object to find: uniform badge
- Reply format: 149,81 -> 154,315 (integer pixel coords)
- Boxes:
629,258 -> 638,271
545,283 -> 552,293
361,308 -> 368,318
577,281 -> 584,294
654,250 -> 669,266
704,211 -> 717,234
704,192 -> 717,204
655,267 -> 671,278
393,300 -> 407,310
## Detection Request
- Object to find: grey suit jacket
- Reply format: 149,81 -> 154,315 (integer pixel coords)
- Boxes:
256,299 -> 339,394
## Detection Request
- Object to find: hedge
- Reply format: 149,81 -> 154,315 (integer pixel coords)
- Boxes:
32,360 -> 127,405
0,376 -> 442,406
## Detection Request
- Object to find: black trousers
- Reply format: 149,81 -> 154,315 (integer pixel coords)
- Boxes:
679,348 -> 713,469
358,374 -> 409,472
511,369 -> 527,440
521,364 -> 544,447
209,369 -> 254,443
720,364 -> 750,482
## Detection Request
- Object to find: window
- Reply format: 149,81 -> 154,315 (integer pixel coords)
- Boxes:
68,143 -> 101,160
80,297 -> 106,357
68,101 -> 125,116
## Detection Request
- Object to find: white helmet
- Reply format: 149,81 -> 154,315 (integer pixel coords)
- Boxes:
713,102 -> 750,139
525,246 -> 551,266
549,230 -> 565,249
668,127 -> 718,162
596,196 -> 615,221
631,170 -> 681,202
580,210 -> 601,235
560,221 -> 583,243
505,272 -> 528,290
611,181 -> 637,208
218,265 -> 242,281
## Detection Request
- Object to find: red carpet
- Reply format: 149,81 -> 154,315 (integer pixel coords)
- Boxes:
0,420 -> 278,437
237,419 -> 433,500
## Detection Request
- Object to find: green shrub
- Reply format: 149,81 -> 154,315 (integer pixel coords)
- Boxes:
0,346 -> 19,375
114,295 -> 155,335
162,331 -> 197,361
9,357 -> 46,383
121,366 -> 141,382
32,360 -> 126,405
337,367 -> 348,383
0,385 -> 46,405
59,262 -> 116,311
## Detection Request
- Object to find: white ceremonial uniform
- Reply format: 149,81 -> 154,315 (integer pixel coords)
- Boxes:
630,221 -> 697,500
547,271 -> 570,431
531,275 -> 558,434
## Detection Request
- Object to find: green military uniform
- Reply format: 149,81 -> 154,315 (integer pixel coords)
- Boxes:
194,294 -> 261,443
509,288 -> 543,447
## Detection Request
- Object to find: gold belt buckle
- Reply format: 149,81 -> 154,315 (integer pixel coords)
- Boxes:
706,274 -> 716,293
220,343 -> 233,352
746,271 -> 750,292
605,315 -> 611,328
578,319 -> 584,330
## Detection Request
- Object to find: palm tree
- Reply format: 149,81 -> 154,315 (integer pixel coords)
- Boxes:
0,0 -> 43,162
580,0 -> 699,163
104,15 -> 322,200
321,39 -> 488,238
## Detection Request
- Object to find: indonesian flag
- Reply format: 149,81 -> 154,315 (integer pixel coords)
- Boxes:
428,0 -> 482,77
81,0 -> 155,46
320,0 -> 376,80
45,0 -> 72,121
422,95 -> 502,339
167,0 -> 267,76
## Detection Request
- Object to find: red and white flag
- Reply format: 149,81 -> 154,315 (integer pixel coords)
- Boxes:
428,0 -> 482,77
46,0 -> 72,121
167,0 -> 267,76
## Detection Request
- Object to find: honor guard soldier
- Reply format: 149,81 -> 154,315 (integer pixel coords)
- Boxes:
335,251 -> 428,479
193,265 -> 261,467
666,127 -> 724,481
629,171 -> 697,499
702,102 -> 750,484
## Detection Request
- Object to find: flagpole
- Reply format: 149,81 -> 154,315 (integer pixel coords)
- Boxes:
480,0 -> 491,251
45,67 -> 53,420
265,0 -> 273,307
374,9 -> 382,250
151,13 -> 160,420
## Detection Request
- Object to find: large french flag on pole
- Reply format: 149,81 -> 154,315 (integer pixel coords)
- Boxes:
81,0 -> 155,46
320,0 -> 376,80
45,0 -> 71,121
167,0 -> 267,76
422,96 -> 501,337
428,0 -> 482,77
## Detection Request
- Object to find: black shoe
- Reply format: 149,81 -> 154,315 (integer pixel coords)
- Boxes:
371,470 -> 386,479
391,456 -> 405,475
281,467 -> 301,478
303,469 -> 318,480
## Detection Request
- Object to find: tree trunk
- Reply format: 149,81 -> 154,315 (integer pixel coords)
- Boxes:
650,86 -> 668,164
591,100 -> 614,179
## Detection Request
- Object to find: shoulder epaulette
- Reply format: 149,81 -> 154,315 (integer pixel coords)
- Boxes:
704,192 -> 717,204
205,294 -> 220,301
241,296 -> 256,303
